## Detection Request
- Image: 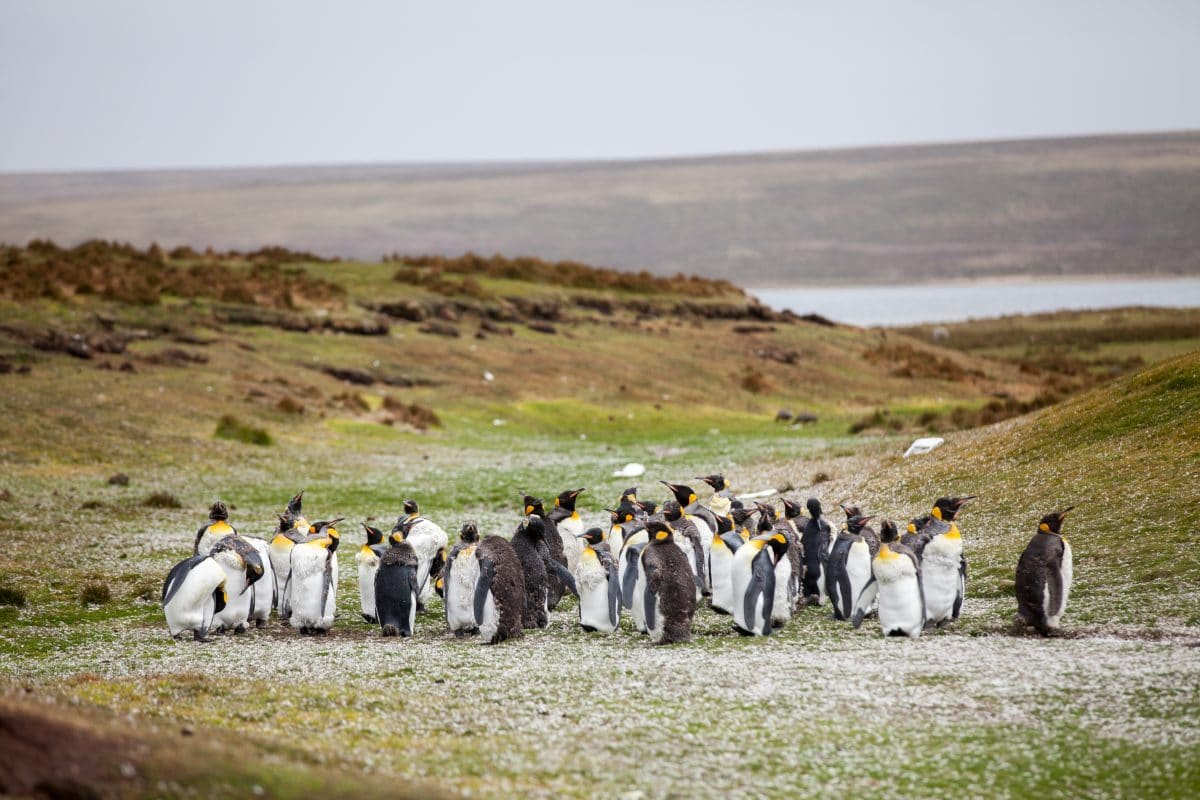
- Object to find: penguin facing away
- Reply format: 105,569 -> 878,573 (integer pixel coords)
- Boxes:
193,500 -> 237,556
639,521 -> 698,644
576,527 -> 621,633
662,500 -> 707,600
375,530 -> 419,637
443,522 -> 483,637
731,530 -> 789,636
921,496 -> 975,628
357,524 -> 388,624
800,498 -> 835,605
1015,508 -> 1075,636
287,518 -> 342,635
162,554 -> 227,641
472,535 -> 526,644
392,499 -> 449,610
511,514 -> 578,629
852,520 -> 925,638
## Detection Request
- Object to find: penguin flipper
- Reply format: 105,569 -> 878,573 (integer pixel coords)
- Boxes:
606,563 -> 622,629
952,554 -> 968,620
1045,556 -> 1065,619
473,556 -> 496,626
281,571 -> 293,618
547,557 -> 578,597
851,575 -> 878,629
212,585 -> 227,615
756,554 -> 776,635
620,547 -> 642,609
642,562 -> 658,632
742,565 -> 766,634
162,555 -> 207,606
320,551 -> 334,617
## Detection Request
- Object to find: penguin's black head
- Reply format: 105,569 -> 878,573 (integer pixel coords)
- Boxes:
906,515 -> 932,536
403,499 -> 419,517
391,515 -> 415,536
614,501 -> 639,524
806,497 -> 822,519
755,501 -> 778,523
932,496 -> 975,521
522,495 -> 545,517
756,513 -> 775,534
880,520 -> 900,543
362,523 -> 384,546
555,488 -> 585,512
1038,507 -> 1074,535
716,514 -> 733,534
730,506 -> 754,526
782,498 -> 803,520
242,548 -> 265,586
637,500 -> 659,517
286,491 -> 304,518
620,487 -> 638,503
840,503 -> 862,521
846,514 -> 874,534
647,520 -> 673,542
661,500 -> 683,522
660,481 -> 697,508
578,527 -> 605,546
697,474 -> 728,491
460,521 -> 480,543
313,519 -> 343,551
209,501 -> 229,522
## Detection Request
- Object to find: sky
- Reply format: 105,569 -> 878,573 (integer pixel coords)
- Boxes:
2,1 -> 1198,173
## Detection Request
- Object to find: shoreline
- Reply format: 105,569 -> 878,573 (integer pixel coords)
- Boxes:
746,273 -> 1200,291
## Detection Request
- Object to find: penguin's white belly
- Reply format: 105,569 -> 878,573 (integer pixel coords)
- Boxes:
577,554 -> 615,632
631,564 -> 649,633
289,547 -> 337,630
212,552 -> 252,630
557,516 -> 584,575
269,540 -> 294,612
1046,542 -> 1073,628
446,548 -> 481,632
164,559 -> 226,637
709,544 -> 736,613
874,556 -> 923,637
772,557 -> 793,626
921,537 -> 963,623
407,521 -> 449,602
478,592 -> 499,643
356,552 -> 380,621
730,546 -> 759,632
244,538 -> 273,623
846,541 -> 873,614
673,538 -> 702,600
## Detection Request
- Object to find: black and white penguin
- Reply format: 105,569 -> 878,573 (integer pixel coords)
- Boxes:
921,496 -> 975,628
375,530 -> 418,637
756,503 -> 797,628
287,518 -> 341,634
662,501 -> 706,600
1015,508 -> 1075,636
697,473 -> 735,520
779,498 -> 807,605
615,515 -> 649,616
800,498 -> 836,605
208,534 -> 266,633
548,488 -> 586,577
523,495 -> 570,610
660,482 -> 715,588
639,520 -> 698,644
708,508 -> 751,616
472,535 -> 526,644
730,529 -> 789,636
443,522 -> 483,637
852,520 -> 925,638
575,527 -> 621,633
826,511 -> 875,622
392,499 -> 449,610
269,492 -> 311,617
193,500 -> 237,556
607,504 -> 641,558
511,514 -> 578,629
193,502 -> 273,628
162,554 -> 227,641
356,524 -> 388,623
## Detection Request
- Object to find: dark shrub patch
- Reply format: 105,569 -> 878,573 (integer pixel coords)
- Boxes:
214,416 -> 272,446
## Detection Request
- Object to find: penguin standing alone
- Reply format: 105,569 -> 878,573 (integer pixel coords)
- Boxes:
639,520 -> 698,644
730,530 -> 789,636
471,535 -> 526,644
575,528 -> 621,633
1015,508 -> 1074,636
375,529 -> 419,637
852,520 -> 925,638
162,554 -> 227,641
443,522 -> 483,636
356,524 -> 388,623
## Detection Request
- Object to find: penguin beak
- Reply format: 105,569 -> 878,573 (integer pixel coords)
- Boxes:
1057,506 -> 1075,519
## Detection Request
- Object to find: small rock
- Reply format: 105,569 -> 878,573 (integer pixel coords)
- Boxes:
107,472 -> 130,486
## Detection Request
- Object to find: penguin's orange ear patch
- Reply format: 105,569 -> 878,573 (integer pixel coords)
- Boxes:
773,534 -> 787,544
655,531 -> 669,541
1039,522 -> 1050,532
931,507 -> 943,520
688,493 -> 697,505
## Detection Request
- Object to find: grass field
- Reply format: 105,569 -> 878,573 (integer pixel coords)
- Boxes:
1,254 -> 1198,798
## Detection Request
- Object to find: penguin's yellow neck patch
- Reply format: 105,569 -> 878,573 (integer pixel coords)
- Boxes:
906,523 -> 917,534
877,544 -> 901,561
750,540 -> 766,551
271,533 -> 293,547
209,520 -> 233,535
570,511 -> 580,521
943,524 -> 961,540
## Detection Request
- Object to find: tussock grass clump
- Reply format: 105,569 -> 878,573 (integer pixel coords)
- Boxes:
739,369 -> 773,395
141,491 -> 183,509
381,397 -> 442,430
79,584 -> 111,605
0,586 -> 27,607
79,499 -> 107,510
214,415 -> 273,446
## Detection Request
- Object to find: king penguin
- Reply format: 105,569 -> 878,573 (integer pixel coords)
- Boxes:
800,498 -> 836,605
662,500 -> 706,600
730,529 -> 789,636
471,535 -> 526,644
852,520 -> 925,638
443,522 -> 483,637
1015,508 -> 1075,636
575,527 -> 621,633
193,502 -> 273,628
660,481 -> 715,590
697,473 -> 735,519
511,514 -> 578,629
708,508 -> 751,616
921,496 -> 975,628
392,499 -> 449,611
524,495 -> 570,610
287,518 -> 341,635
548,488 -> 586,578
193,500 -> 237,556
269,491 -> 311,619
756,503 -> 797,628
208,534 -> 266,633
356,524 -> 388,623
162,554 -> 227,641
375,529 -> 418,637
826,511 -> 875,622
639,520 -> 698,644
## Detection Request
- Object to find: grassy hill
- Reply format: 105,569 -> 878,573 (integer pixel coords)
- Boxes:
3,131 -> 1200,285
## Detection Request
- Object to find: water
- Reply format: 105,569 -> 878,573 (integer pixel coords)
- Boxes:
752,278 -> 1200,327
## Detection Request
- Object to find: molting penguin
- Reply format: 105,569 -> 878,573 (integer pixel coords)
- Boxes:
548,488 -> 586,578
162,554 -> 227,641
1015,508 -> 1074,636
662,501 -> 706,600
661,482 -> 715,589
756,503 -> 797,627
800,498 -> 835,605
524,495 -> 569,610
826,511 -> 875,622
639,520 -> 698,644
730,529 -> 789,636
511,514 -> 578,629
576,527 -> 621,633
287,518 -> 341,635
209,534 -> 266,633
443,522 -> 483,637
779,498 -> 807,605
356,524 -> 388,623
852,520 -> 925,637
193,500 -> 237,556
921,496 -> 975,628
193,502 -> 273,628
472,535 -> 526,644
392,499 -> 449,610
375,529 -> 418,637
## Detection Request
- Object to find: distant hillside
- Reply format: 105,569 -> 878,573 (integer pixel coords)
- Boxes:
2,132 -> 1199,286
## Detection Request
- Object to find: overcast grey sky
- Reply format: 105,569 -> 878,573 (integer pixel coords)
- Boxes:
2,1 -> 1198,173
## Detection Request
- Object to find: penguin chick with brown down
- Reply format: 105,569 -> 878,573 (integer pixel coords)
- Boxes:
1015,508 -> 1075,636
523,495 -> 571,610
473,535 -> 526,644
511,513 -> 578,629
640,520 -> 698,645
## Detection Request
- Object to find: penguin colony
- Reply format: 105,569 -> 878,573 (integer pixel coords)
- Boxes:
163,480 -> 1075,643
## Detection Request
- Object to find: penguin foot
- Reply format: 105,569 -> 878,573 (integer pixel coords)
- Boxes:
255,619 -> 268,629
361,614 -> 377,624
416,602 -> 426,613
192,631 -> 208,642
804,595 -> 821,607
234,624 -> 247,634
